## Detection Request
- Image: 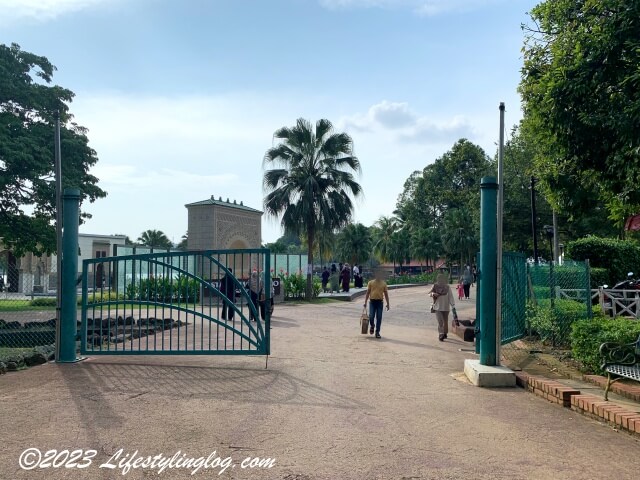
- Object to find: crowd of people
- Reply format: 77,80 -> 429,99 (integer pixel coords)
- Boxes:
320,263 -> 364,294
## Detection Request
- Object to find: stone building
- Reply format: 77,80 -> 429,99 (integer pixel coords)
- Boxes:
185,196 -> 264,281
186,196 -> 263,250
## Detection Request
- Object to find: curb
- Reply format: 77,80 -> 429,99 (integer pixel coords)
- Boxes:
515,371 -> 640,437
582,374 -> 640,403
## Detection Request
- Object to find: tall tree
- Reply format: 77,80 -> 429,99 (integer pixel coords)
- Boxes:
520,0 -> 640,225
177,232 -> 188,250
440,209 -> 477,268
390,228 -> 411,273
396,139 -> 492,234
337,223 -> 372,267
138,230 -> 173,249
0,43 -> 106,256
372,216 -> 398,264
263,118 -> 362,299
410,227 -> 441,269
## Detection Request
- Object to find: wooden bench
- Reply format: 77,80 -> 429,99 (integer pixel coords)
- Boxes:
599,333 -> 640,401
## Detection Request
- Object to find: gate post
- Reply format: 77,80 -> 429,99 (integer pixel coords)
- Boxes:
479,177 -> 498,366
57,188 -> 81,363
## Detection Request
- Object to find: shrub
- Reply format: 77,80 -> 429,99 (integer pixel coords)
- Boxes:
387,272 -> 436,286
566,237 -> 640,285
29,297 -> 57,307
82,292 -> 124,305
527,298 -> 589,346
571,315 -> 640,374
589,267 -> 609,288
530,285 -> 550,300
124,276 -> 199,303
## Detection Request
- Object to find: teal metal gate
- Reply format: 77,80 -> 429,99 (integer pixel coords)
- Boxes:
80,249 -> 270,356
501,252 -> 527,345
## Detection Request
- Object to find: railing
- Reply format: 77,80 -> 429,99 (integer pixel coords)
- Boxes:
598,288 -> 640,319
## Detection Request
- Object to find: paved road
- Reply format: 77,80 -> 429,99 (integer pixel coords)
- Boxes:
0,287 -> 638,480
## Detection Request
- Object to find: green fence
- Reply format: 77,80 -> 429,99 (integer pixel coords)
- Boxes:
501,252 -> 527,345
527,260 -> 592,347
0,285 -> 57,370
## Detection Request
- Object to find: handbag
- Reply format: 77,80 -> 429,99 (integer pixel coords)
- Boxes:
451,307 -> 460,327
360,307 -> 369,334
430,304 -> 435,313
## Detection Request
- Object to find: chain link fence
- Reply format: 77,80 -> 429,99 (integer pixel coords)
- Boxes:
501,260 -> 592,368
0,251 -> 58,372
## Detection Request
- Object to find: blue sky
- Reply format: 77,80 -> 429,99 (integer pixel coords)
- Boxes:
1,0 -> 538,244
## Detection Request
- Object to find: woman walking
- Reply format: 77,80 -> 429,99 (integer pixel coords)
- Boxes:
329,264 -> 339,294
430,273 -> 455,341
340,264 -> 351,293
462,265 -> 473,300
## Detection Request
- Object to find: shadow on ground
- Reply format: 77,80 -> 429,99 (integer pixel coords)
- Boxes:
61,361 -> 368,409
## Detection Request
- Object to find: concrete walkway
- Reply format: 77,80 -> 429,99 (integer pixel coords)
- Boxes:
0,286 -> 638,480
318,283 -> 430,301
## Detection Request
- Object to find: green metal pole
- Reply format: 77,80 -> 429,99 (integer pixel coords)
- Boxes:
479,177 -> 498,366
57,188 -> 81,363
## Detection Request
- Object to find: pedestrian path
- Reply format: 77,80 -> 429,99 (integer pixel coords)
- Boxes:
0,287 -> 637,479
317,283 -> 430,301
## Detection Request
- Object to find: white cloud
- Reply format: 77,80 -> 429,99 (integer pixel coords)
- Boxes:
340,100 -> 475,144
0,0 -> 115,24
318,0 -> 503,16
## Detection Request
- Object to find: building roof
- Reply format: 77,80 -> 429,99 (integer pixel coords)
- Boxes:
185,195 -> 263,214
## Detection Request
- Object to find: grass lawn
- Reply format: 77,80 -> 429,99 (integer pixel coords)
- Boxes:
0,300 -> 56,312
0,347 -> 35,362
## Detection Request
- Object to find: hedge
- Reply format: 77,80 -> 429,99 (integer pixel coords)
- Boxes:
571,314 -> 640,374
566,237 -> 640,285
527,299 -> 589,346
589,267 -> 609,289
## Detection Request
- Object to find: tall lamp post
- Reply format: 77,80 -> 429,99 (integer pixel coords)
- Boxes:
530,176 -> 539,265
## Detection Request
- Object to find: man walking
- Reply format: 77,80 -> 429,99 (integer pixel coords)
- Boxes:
364,270 -> 390,339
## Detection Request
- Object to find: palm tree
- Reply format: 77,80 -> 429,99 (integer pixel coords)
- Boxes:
337,223 -> 372,266
372,216 -> 398,263
391,228 -> 411,273
177,231 -> 188,250
311,228 -> 337,266
138,230 -> 173,249
263,118 -> 362,299
411,227 -> 441,270
440,209 -> 477,269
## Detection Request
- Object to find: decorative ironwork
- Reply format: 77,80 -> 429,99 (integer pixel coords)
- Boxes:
80,249 -> 270,357
599,336 -> 640,369
599,334 -> 640,401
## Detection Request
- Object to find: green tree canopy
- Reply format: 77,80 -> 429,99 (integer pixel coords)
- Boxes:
137,230 -> 173,249
440,208 -> 477,268
520,0 -> 640,225
0,43 -> 106,256
263,118 -> 362,298
395,139 -> 492,233
336,223 -> 372,266
372,216 -> 398,263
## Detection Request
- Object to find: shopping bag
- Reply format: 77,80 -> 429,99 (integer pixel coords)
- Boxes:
360,307 -> 369,334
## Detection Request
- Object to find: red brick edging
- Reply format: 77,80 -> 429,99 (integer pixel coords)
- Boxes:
582,374 -> 640,403
514,371 -> 640,436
